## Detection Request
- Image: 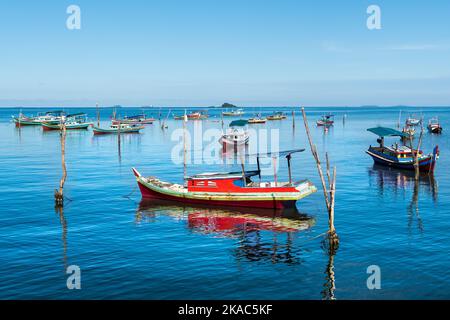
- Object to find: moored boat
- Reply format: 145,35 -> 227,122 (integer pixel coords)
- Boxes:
219,120 -> 249,150
112,114 -> 155,125
132,149 -> 317,209
222,109 -> 244,117
12,110 -> 66,127
267,111 -> 286,121
406,115 -> 421,126
42,113 -> 91,131
316,114 -> 334,126
248,113 -> 267,124
366,127 -> 439,173
92,123 -> 143,135
427,118 -> 443,134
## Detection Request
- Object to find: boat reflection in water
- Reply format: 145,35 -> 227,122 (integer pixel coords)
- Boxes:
368,164 -> 438,201
368,164 -> 438,233
136,200 -> 315,265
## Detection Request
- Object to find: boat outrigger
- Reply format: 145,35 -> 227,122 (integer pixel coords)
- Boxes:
132,149 -> 317,209
366,127 -> 439,173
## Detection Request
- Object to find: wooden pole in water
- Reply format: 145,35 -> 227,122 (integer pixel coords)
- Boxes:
301,108 -> 330,210
292,110 -> 295,129
301,107 -> 338,246
413,128 -> 424,180
96,103 -> 100,127
55,121 -> 67,206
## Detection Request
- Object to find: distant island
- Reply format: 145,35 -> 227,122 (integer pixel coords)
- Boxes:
209,103 -> 239,109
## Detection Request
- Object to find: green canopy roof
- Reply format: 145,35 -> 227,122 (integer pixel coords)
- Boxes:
367,127 -> 408,138
229,120 -> 248,127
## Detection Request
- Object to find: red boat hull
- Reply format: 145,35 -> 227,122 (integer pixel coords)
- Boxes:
136,181 -> 296,209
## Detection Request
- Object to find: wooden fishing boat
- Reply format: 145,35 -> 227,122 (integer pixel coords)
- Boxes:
92,123 -> 143,135
174,111 -> 207,120
366,127 -> 439,173
12,110 -> 65,127
222,109 -> 244,117
112,114 -> 155,125
132,149 -> 317,209
406,116 -> 421,126
267,112 -> 286,121
42,122 -> 90,131
219,120 -> 249,150
248,113 -> 267,124
316,114 -> 334,126
427,118 -> 442,134
42,113 -> 91,131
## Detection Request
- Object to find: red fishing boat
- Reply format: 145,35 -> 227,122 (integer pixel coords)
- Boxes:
132,149 -> 317,209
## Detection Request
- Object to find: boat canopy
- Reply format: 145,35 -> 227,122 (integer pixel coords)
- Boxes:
66,113 -> 86,118
367,127 -> 408,138
229,120 -> 248,127
248,148 -> 305,158
190,170 -> 260,180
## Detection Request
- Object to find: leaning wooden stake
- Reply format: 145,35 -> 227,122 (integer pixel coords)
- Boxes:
412,128 -> 424,180
301,107 -> 338,247
54,122 -> 67,206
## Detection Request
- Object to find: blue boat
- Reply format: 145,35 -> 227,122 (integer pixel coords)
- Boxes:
366,127 -> 439,173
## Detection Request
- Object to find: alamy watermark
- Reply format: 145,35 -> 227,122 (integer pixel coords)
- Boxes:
367,5 -> 381,30
66,5 -> 81,30
66,265 -> 81,290
366,265 -> 381,290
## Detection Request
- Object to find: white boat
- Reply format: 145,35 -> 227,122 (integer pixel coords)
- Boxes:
222,109 -> 245,117
219,120 -> 249,149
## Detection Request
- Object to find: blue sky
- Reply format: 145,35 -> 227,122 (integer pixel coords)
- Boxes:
0,0 -> 449,106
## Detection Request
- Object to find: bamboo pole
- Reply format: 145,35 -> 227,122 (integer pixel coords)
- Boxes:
301,107 -> 338,247
413,128 -> 424,180
302,107 -> 330,210
55,121 -> 67,206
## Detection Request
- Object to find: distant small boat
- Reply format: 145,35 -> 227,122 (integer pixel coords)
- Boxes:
406,116 -> 421,126
112,114 -> 155,125
427,118 -> 443,134
219,120 -> 249,150
174,111 -> 207,120
248,113 -> 267,124
316,114 -> 334,126
222,109 -> 244,117
93,123 -> 143,135
267,112 -> 286,121
366,127 -> 439,173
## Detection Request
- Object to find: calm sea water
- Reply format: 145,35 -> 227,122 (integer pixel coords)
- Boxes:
0,106 -> 449,300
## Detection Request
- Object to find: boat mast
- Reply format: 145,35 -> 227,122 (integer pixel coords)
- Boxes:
286,154 -> 292,185
183,110 -> 187,180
